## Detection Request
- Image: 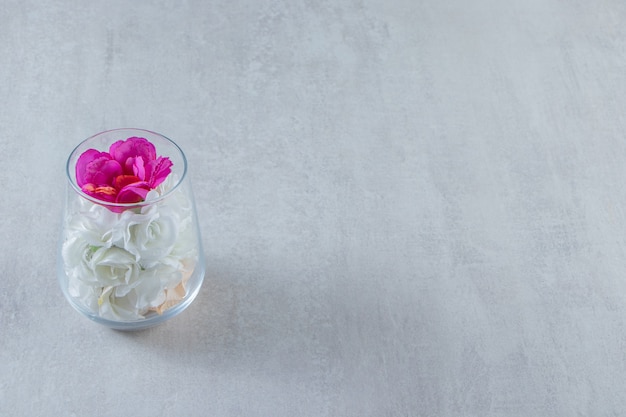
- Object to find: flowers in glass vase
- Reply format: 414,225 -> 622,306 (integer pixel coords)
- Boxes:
61,136 -> 199,321
76,136 -> 173,205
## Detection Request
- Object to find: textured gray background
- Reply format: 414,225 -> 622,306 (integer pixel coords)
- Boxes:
2,0 -> 626,415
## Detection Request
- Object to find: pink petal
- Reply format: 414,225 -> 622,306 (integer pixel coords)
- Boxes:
113,175 -> 141,190
79,153 -> 122,187
76,149 -> 105,187
81,184 -> 118,202
109,137 -> 157,170
146,156 -> 173,188
91,159 -> 123,185
131,156 -> 146,181
116,182 -> 151,203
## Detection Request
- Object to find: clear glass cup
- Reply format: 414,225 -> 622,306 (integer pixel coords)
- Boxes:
57,128 -> 205,330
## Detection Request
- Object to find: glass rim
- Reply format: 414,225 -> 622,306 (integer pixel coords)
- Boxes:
65,128 -> 188,209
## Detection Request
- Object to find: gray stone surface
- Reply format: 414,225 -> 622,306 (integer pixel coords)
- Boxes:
2,0 -> 626,415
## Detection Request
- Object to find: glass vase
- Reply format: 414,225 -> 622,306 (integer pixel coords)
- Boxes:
57,128 -> 205,330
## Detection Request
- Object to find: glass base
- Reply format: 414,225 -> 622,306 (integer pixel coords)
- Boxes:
58,257 -> 205,331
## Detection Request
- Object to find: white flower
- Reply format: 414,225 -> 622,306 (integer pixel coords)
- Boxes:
97,286 -> 143,320
92,246 -> 140,286
66,201 -> 119,248
134,263 -> 182,309
63,239 -> 139,285
116,204 -> 180,268
61,177 -> 199,321
93,262 -> 183,320
67,275 -> 99,313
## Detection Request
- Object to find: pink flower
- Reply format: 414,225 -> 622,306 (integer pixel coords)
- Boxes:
76,137 -> 172,206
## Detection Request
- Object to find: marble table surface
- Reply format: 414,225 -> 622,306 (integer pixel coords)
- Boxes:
2,0 -> 626,415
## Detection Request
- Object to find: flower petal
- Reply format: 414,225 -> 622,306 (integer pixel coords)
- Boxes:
113,175 -> 141,190
116,182 -> 151,204
109,137 -> 157,170
82,184 -> 118,202
76,150 -> 112,187
131,156 -> 146,180
146,156 -> 173,188
90,159 -> 123,186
